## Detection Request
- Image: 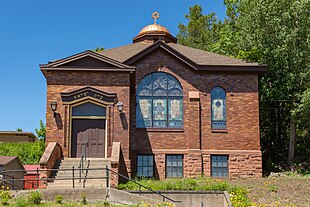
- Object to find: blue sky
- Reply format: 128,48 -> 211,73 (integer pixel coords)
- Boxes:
0,0 -> 226,133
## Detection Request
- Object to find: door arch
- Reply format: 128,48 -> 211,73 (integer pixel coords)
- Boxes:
70,100 -> 107,158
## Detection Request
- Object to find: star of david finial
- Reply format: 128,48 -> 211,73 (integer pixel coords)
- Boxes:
152,11 -> 160,24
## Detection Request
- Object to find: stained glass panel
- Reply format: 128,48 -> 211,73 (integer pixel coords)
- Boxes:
212,99 -> 225,120
153,99 -> 167,127
211,87 -> 226,129
136,98 -> 152,128
136,72 -> 183,128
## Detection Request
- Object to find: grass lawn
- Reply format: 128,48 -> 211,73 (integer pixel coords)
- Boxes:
1,174 -> 309,207
231,174 -> 310,206
117,174 -> 310,207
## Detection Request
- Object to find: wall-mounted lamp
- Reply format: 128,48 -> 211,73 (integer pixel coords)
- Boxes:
51,101 -> 57,117
116,102 -> 123,113
230,92 -> 235,97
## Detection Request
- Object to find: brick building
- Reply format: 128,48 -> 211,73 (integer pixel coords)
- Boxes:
40,15 -> 266,179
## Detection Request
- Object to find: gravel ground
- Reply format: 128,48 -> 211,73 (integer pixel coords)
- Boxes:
230,175 -> 310,207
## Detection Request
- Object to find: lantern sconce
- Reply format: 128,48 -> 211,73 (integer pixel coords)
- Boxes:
51,101 -> 57,117
230,91 -> 235,97
116,102 -> 123,113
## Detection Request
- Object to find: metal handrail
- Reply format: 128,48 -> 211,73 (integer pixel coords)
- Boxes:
79,143 -> 88,174
1,168 -> 40,190
0,167 -> 104,190
0,167 -> 181,204
106,167 -> 181,203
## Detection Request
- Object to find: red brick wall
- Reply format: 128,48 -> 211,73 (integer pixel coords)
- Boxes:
130,49 -> 262,178
43,47 -> 262,179
45,71 -> 131,162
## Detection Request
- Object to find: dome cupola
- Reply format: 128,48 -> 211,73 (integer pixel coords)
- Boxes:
133,12 -> 177,44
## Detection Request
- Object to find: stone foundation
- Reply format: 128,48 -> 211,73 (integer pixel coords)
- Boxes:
150,150 -> 262,179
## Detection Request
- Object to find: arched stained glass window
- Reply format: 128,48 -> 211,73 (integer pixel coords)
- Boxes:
136,72 -> 183,128
211,87 -> 226,129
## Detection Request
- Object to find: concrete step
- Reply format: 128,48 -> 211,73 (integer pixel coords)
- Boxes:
46,158 -> 112,189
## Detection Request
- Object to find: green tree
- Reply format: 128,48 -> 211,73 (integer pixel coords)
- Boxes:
178,0 -> 310,171
94,47 -> 104,52
16,128 -> 23,132
234,0 -> 309,167
35,120 -> 46,142
177,5 -> 223,51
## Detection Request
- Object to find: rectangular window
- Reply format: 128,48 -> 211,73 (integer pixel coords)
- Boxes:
211,155 -> 228,177
137,155 -> 154,178
166,155 -> 183,178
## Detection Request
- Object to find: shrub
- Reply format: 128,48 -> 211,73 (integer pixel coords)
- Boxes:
229,187 -> 252,207
55,195 -> 64,204
0,191 -> 11,205
102,199 -> 112,206
28,191 -> 42,205
0,141 -> 45,164
117,177 -> 230,191
15,197 -> 28,207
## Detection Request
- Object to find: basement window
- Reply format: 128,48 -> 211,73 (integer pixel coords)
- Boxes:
137,155 -> 154,178
211,155 -> 228,177
166,155 -> 183,178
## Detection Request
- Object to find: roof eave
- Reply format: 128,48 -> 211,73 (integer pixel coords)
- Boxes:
40,50 -> 134,69
197,64 -> 268,73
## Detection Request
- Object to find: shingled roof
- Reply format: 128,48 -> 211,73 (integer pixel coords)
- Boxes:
0,156 -> 19,165
99,42 -> 149,63
99,41 -> 263,67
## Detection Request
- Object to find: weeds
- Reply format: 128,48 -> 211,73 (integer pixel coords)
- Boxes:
0,191 -> 11,205
81,193 -> 87,205
28,191 -> 42,205
55,195 -> 64,204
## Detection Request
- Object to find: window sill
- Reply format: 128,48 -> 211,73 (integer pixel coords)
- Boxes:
136,128 -> 184,132
211,129 -> 228,133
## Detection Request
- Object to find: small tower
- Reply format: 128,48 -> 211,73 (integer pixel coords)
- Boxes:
133,12 -> 177,44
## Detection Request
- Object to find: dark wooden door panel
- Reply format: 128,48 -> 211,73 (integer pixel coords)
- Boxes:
71,119 -> 105,158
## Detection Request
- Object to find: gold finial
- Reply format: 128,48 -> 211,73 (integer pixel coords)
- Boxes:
152,11 -> 160,24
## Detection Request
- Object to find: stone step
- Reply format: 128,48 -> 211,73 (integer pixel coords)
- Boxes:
46,158 -> 111,189
58,163 -> 110,167
48,180 -> 106,186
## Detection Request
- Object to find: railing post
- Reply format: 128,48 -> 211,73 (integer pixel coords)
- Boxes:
105,165 -> 110,198
72,166 -> 75,189
106,166 -> 109,188
79,166 -> 81,183
139,186 -> 141,195
36,167 -> 39,189
12,175 -> 15,190
3,168 -> 5,187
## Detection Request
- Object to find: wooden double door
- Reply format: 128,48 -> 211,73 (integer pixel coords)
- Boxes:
71,119 -> 106,158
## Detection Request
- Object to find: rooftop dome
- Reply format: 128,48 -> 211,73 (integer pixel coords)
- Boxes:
133,12 -> 177,44
138,23 -> 171,36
